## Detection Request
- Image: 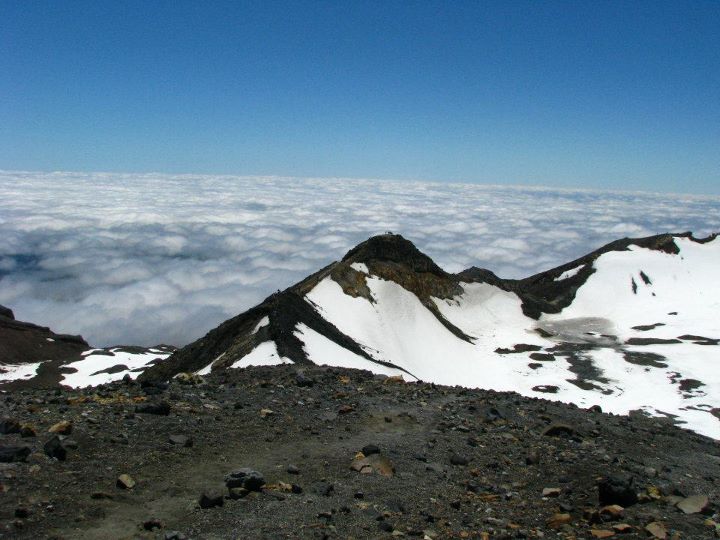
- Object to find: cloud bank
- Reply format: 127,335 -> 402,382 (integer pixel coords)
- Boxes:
1,171 -> 718,347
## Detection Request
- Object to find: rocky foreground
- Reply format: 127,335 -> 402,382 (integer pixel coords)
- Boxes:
0,366 -> 718,539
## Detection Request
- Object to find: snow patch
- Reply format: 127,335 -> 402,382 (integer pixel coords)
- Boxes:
61,348 -> 172,388
0,361 -> 46,382
229,341 -> 293,369
196,351 -> 226,375
554,265 -> 584,281
350,262 -> 369,274
252,316 -> 270,334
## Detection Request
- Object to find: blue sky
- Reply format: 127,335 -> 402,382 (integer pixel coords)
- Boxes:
2,1 -> 719,193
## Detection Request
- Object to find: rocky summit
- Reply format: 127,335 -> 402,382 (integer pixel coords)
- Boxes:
140,232 -> 720,440
0,365 -> 719,539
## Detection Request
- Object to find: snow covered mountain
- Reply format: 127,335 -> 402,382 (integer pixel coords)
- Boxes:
3,232 -> 719,439
139,232 -> 720,439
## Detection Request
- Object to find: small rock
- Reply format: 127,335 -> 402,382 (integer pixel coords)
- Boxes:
175,372 -> 203,385
676,494 -> 709,514
590,530 -> 614,538
645,521 -> 667,539
48,420 -> 72,435
546,513 -> 571,529
227,487 -> 249,500
44,436 -> 67,461
362,444 -> 380,456
0,446 -> 31,463
224,468 -> 265,491
295,371 -> 314,387
136,402 -> 171,415
14,507 -> 30,519
312,482 -> 335,497
286,464 -> 300,475
143,518 -> 163,531
199,490 -> 224,509
542,423 -> 575,437
0,418 -> 21,434
542,487 -> 561,498
19,425 -> 36,438
599,504 -> 624,520
338,404 -> 355,414
378,521 -> 394,532
164,532 -> 188,540
350,453 -> 395,476
169,435 -> 193,447
450,454 -> 469,466
117,474 -> 136,489
598,475 -> 638,507
259,409 -> 274,418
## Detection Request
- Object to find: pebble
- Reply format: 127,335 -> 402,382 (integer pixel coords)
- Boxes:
48,420 -> 72,435
598,474 -> 638,507
143,518 -> 163,531
361,444 -> 380,456
541,423 -> 575,437
645,521 -> 667,539
546,513 -> 571,528
116,474 -> 136,489
224,468 -> 265,491
19,424 -> 36,438
44,436 -> 67,461
198,490 -> 224,509
676,494 -> 709,514
0,418 -> 21,434
0,446 -> 31,463
168,435 -> 193,447
136,402 -> 171,415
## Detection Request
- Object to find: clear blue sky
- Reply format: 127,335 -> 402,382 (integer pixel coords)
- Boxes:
2,1 -> 719,193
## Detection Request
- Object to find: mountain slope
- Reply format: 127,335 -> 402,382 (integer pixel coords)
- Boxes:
0,305 -> 174,389
141,232 -> 720,438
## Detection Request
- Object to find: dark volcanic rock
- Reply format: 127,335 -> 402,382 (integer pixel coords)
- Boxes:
224,468 -> 265,491
198,491 -> 224,509
168,434 -> 192,447
598,475 -> 638,507
542,423 -> 576,438
43,435 -> 67,461
0,418 -> 21,434
136,401 -> 171,416
361,444 -> 380,456
0,445 -> 31,463
625,337 -> 682,346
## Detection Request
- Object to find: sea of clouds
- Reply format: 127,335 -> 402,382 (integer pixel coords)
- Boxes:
1,170 -> 718,347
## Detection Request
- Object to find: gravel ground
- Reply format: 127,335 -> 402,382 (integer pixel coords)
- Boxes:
1,365 -> 719,539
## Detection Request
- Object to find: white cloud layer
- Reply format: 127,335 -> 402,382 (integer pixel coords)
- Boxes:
1,170 -> 718,347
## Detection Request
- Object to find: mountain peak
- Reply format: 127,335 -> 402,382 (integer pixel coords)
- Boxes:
341,233 -> 445,275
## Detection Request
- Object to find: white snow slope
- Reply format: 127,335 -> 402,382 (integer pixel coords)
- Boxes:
299,236 -> 720,438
